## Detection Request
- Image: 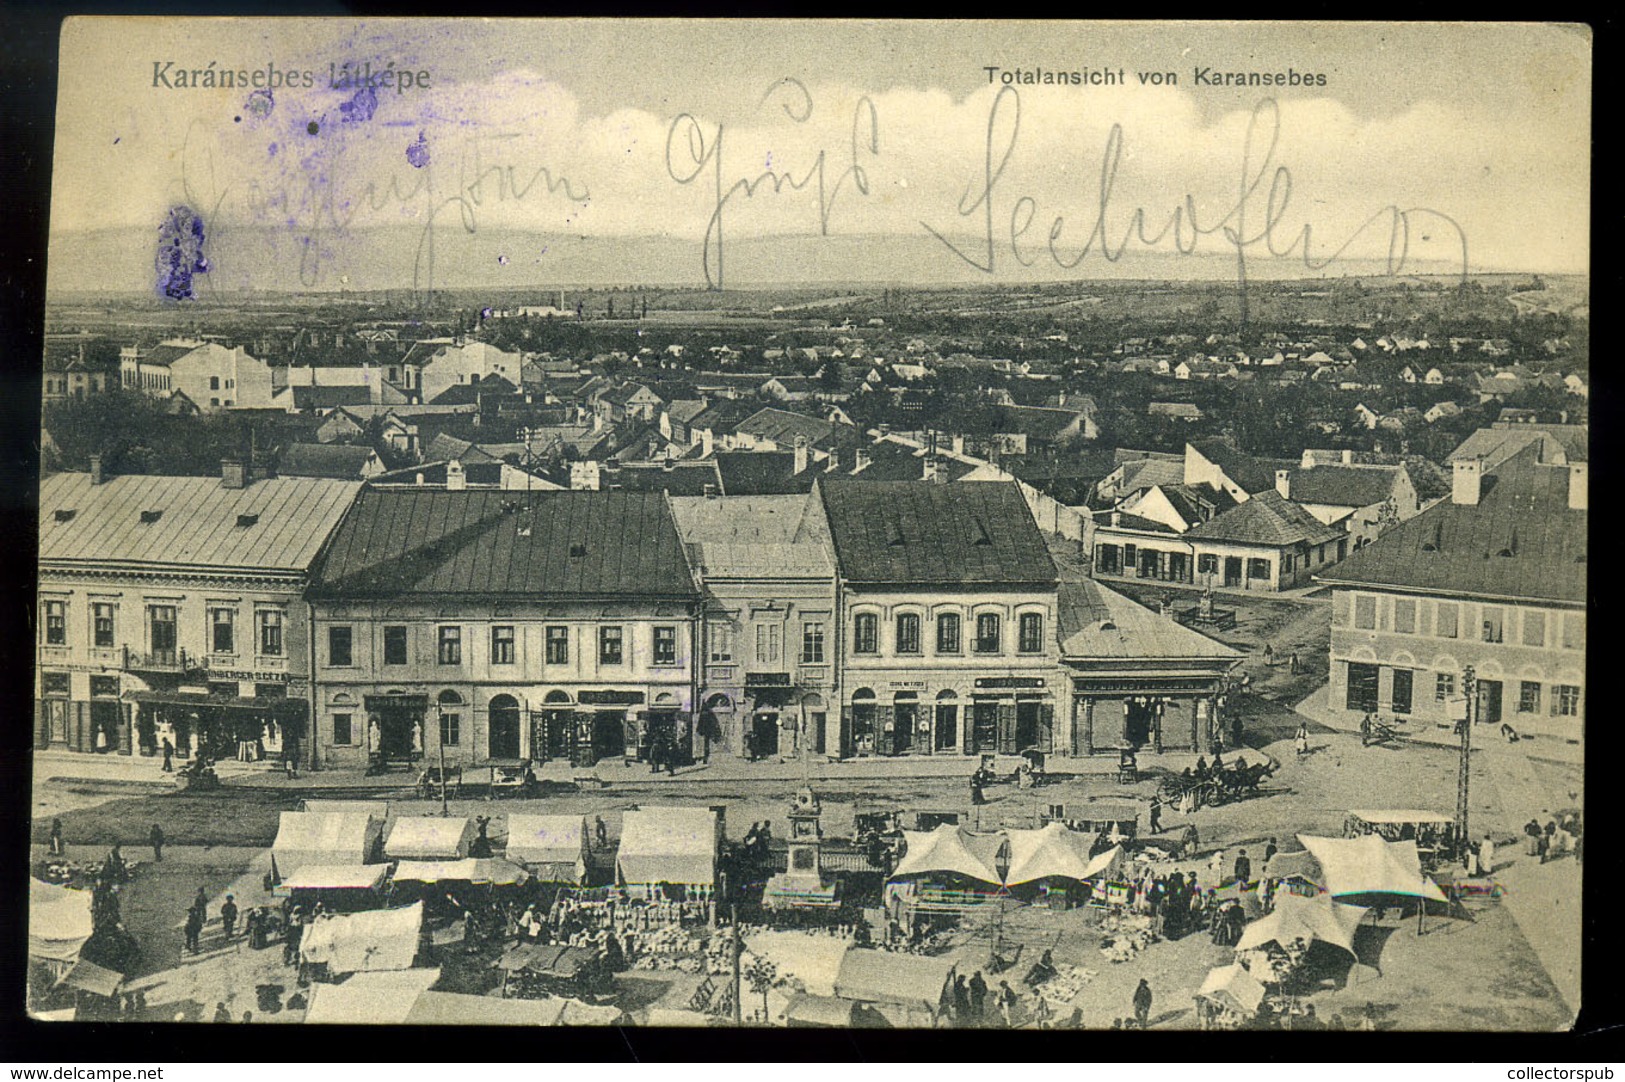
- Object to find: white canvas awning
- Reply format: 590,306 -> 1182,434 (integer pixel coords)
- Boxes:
391,858 -> 530,886
833,948 -> 954,1013
404,991 -> 623,1027
1348,809 -> 1455,825
616,807 -> 718,887
1263,848 -> 1322,884
1298,834 -> 1449,903
29,879 -> 94,967
1004,823 -> 1100,886
302,968 -> 440,1025
278,864 -> 389,892
385,817 -> 476,861
299,902 -> 423,975
890,825 -> 1001,884
505,815 -> 588,882
1235,892 -> 1369,957
1196,963 -> 1266,1015
273,812 -> 384,878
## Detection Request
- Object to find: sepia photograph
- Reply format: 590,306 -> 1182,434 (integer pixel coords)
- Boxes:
25,18 -> 1589,1038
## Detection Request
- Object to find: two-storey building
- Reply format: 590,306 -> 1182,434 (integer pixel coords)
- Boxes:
818,479 -> 1061,759
1317,441 -> 1587,744
119,340 -> 277,410
36,461 -> 360,765
670,492 -> 838,761
307,489 -> 702,770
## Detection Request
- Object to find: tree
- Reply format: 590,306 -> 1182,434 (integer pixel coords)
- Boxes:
744,958 -> 777,1024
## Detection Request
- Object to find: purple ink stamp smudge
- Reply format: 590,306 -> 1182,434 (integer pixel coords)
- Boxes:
244,88 -> 274,120
268,142 -> 278,157
406,131 -> 430,168
340,85 -> 378,123
156,206 -> 209,301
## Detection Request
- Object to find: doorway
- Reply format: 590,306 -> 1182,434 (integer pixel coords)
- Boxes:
1346,663 -> 1379,712
591,711 -> 624,762
934,695 -> 958,752
1477,679 -> 1503,725
751,712 -> 780,758
971,701 -> 998,752
1124,700 -> 1155,747
1015,701 -> 1042,750
1224,556 -> 1243,588
893,697 -> 918,756
375,707 -> 420,759
89,700 -> 121,753
850,693 -> 877,757
488,695 -> 522,760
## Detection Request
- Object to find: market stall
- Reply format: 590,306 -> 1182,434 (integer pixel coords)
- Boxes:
1297,834 -> 1449,906
28,879 -> 94,983
385,817 -> 476,862
272,812 -> 385,880
495,942 -> 613,1000
832,947 -> 955,1027
390,859 -> 531,887
1262,848 -> 1323,898
302,968 -> 440,1025
1194,963 -> 1266,1029
277,864 -> 389,896
615,807 -> 719,900
1344,810 -> 1457,871
407,990 -> 623,1026
298,902 -> 424,977
505,815 -> 589,884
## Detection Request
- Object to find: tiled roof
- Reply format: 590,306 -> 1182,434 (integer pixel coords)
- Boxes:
1058,579 -> 1242,661
1315,445 -> 1586,604
715,452 -> 817,495
1286,465 -> 1401,508
605,462 -> 723,496
278,442 -> 377,480
291,385 -> 374,410
1190,439 -> 1277,494
671,494 -> 833,578
1116,458 -> 1185,494
995,405 -> 1082,440
1184,489 -> 1344,548
734,408 -> 835,446
1451,424 -> 1588,466
39,473 -> 361,573
818,480 -> 1056,585
311,489 -> 697,599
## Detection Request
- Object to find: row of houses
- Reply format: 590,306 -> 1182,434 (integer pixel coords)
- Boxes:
36,472 -> 1243,771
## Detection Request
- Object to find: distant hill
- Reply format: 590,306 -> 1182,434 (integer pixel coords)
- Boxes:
46,225 -> 1482,295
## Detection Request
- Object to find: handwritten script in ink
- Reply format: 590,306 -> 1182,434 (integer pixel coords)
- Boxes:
923,88 -> 1469,289
666,77 -> 880,290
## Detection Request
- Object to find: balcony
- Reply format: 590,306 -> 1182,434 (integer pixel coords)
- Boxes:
122,646 -> 206,674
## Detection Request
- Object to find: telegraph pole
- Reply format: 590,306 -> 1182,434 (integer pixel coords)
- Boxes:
437,710 -> 449,818
1455,666 -> 1475,863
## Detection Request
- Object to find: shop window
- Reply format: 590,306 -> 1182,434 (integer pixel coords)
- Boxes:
328,625 -> 352,667
333,713 -> 353,746
258,610 -> 284,657
1521,611 -> 1546,648
853,613 -> 878,655
1481,607 -> 1504,644
1353,595 -> 1376,630
1435,602 -> 1458,639
211,608 -> 235,654
1435,673 -> 1455,702
546,625 -> 569,665
90,675 -> 119,697
1096,544 -> 1121,574
801,622 -> 825,664
654,625 -> 678,666
936,613 -> 961,654
491,625 -> 516,665
43,600 -> 66,645
255,683 -> 286,700
438,625 -> 462,665
600,626 -> 624,665
383,625 -> 408,665
1393,599 -> 1416,635
1519,681 -> 1542,714
41,671 -> 70,696
1552,685 -> 1580,717
1247,558 -> 1271,581
708,622 -> 734,663
895,613 -> 921,655
975,613 -> 1002,654
1018,612 -> 1044,654
92,603 -> 115,648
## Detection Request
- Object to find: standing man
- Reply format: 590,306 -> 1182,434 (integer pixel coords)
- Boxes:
1289,650 -> 1300,675
161,737 -> 174,773
969,970 -> 988,1022
184,907 -> 203,954
1524,818 -> 1542,857
594,815 -> 608,851
1148,798 -> 1163,835
1233,849 -> 1252,887
48,818 -> 65,857
997,980 -> 1018,1027
149,823 -> 165,863
1132,978 -> 1153,1029
220,894 -> 239,940
1263,643 -> 1274,668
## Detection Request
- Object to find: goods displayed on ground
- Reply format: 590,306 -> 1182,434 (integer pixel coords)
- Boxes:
1098,910 -> 1158,963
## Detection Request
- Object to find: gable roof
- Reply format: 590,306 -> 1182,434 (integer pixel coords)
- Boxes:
310,489 -> 698,599
715,451 -> 817,496
734,407 -> 835,447
39,473 -> 361,573
1189,439 -> 1277,494
1184,489 -> 1344,548
278,442 -> 378,480
1316,446 -> 1585,604
1286,465 -> 1402,508
604,461 -> 723,496
291,385 -> 374,410
818,480 -> 1055,586
1451,423 -> 1588,466
1058,578 -> 1242,661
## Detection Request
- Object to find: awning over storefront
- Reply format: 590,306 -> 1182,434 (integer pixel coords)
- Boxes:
123,690 -> 306,715
277,864 -> 389,892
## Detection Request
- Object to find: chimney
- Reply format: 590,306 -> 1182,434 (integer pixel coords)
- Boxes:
794,435 -> 809,476
824,448 -> 840,473
703,483 -> 718,499
951,434 -> 965,456
446,459 -> 466,491
1111,510 -> 1121,527
1568,462 -> 1588,511
88,454 -> 105,486
1341,449 -> 1353,465
877,424 -> 891,438
221,458 -> 247,489
1275,469 -> 1291,499
700,428 -> 715,458
1452,457 -> 1483,506
854,447 -> 871,473
922,455 -> 939,483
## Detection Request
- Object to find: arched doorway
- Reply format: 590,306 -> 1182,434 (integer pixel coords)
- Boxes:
801,693 -> 826,756
892,692 -> 920,756
934,691 -> 959,753
536,690 -> 572,762
436,690 -> 464,756
700,692 -> 731,760
850,689 -> 877,757
488,694 -> 522,760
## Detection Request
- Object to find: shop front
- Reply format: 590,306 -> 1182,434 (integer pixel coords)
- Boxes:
840,678 -> 1057,758
128,687 -> 309,765
1066,675 -> 1231,755
364,693 -> 429,765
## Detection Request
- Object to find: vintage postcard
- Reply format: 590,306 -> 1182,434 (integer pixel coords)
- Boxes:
31,19 -> 1587,1032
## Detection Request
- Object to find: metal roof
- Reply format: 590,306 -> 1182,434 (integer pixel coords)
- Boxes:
38,473 -> 361,573
311,489 -> 698,599
1184,489 -> 1344,548
1057,579 -> 1242,662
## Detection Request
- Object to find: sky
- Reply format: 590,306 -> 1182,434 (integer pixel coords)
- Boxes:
49,19 -> 1591,290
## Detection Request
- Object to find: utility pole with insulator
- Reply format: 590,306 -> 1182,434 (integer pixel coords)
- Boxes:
1456,666 -> 1475,862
